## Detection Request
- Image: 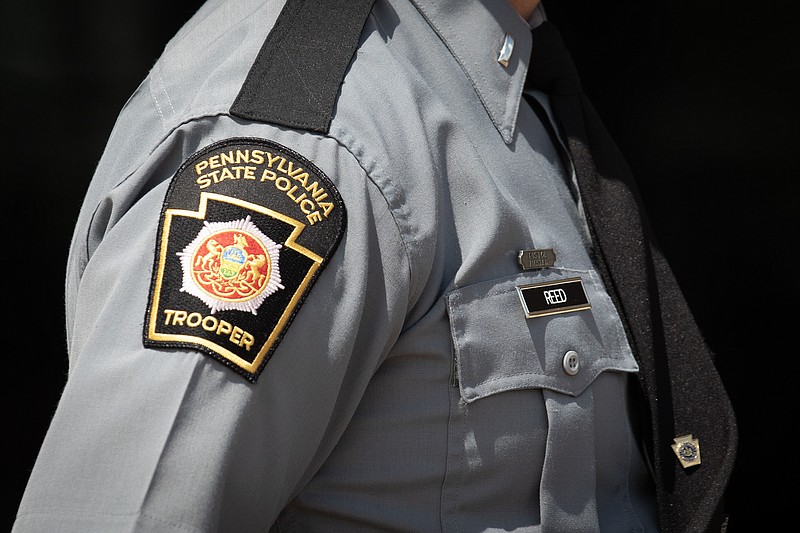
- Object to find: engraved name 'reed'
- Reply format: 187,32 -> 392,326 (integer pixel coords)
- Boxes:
543,288 -> 568,305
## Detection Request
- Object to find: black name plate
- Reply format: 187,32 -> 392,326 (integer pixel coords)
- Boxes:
516,277 -> 591,319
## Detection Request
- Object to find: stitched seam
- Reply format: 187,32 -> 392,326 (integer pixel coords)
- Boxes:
411,1 -> 504,132
328,123 -> 417,308
14,509 -> 204,533
137,364 -> 204,523
157,69 -> 175,116
147,76 -> 167,131
467,356 -> 637,389
108,107 -> 230,196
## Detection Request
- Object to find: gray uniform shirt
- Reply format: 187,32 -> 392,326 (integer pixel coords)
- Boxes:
14,0 -> 659,531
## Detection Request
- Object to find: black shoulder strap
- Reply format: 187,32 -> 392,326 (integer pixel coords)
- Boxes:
230,0 -> 376,133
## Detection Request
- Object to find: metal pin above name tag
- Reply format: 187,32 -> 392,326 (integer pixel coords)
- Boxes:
518,248 -> 556,270
516,277 -> 591,319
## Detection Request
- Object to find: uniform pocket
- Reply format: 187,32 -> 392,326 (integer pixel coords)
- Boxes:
446,268 -> 638,402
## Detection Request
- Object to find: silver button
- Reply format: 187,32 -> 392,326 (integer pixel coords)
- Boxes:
497,32 -> 514,67
562,350 -> 580,376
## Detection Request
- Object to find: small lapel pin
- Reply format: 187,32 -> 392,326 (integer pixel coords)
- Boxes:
497,32 -> 514,67
671,434 -> 701,469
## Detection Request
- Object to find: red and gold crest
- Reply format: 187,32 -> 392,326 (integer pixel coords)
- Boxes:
178,216 -> 283,314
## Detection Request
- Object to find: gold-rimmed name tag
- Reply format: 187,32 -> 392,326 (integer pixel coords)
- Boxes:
516,277 -> 591,319
518,248 -> 556,270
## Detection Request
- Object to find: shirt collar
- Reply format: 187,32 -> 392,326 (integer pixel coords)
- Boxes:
409,0 -> 533,144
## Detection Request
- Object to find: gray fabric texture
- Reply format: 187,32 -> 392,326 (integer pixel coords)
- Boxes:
13,0 -> 659,531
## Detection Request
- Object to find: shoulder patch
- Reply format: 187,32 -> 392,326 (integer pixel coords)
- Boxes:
144,138 -> 346,382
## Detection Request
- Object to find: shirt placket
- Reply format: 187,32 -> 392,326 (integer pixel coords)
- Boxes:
540,387 -> 600,531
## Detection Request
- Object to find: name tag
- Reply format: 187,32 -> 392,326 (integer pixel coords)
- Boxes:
516,277 -> 591,319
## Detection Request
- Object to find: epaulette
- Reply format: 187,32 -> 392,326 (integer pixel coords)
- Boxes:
230,0 -> 377,133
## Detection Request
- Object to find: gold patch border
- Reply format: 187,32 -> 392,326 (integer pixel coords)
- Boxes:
147,192 -> 323,374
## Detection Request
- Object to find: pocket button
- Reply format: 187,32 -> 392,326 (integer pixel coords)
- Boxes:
562,350 -> 580,376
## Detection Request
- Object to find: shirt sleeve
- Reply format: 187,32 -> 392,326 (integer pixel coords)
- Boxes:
13,75 -> 412,532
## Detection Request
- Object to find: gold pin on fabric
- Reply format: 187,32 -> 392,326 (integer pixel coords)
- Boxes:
671,434 -> 701,468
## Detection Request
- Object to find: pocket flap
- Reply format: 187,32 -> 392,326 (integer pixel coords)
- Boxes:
446,269 -> 638,402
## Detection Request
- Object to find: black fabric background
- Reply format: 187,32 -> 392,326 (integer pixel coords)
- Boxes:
3,1 -> 797,530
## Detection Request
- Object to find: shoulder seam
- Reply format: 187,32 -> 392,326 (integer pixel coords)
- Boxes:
326,124 -> 419,307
